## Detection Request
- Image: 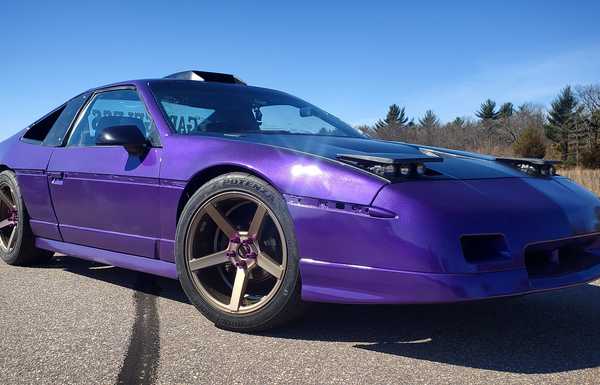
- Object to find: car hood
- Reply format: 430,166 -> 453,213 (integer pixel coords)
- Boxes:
226,134 -> 526,180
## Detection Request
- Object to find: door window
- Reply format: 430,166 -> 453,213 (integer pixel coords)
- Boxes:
67,89 -> 159,147
43,93 -> 89,146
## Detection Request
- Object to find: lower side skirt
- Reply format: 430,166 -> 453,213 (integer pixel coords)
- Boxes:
35,238 -> 178,280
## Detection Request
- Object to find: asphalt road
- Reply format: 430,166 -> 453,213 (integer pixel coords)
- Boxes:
2,255 -> 600,385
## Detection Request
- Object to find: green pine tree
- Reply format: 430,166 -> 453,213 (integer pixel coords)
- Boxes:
418,110 -> 440,129
545,86 -> 578,161
374,104 -> 409,140
499,102 -> 514,118
452,117 -> 465,127
476,99 -> 500,120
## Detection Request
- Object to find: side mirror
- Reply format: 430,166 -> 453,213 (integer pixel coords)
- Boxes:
96,125 -> 149,156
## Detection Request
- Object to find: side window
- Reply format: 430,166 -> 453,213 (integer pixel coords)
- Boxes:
161,101 -> 215,134
22,106 -> 66,143
42,93 -> 89,146
22,93 -> 88,145
67,89 -> 159,147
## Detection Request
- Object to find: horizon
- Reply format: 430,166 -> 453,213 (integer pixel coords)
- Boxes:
1,0 -> 599,139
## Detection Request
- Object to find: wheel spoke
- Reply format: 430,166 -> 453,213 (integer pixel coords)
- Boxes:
229,267 -> 249,311
257,251 -> 284,279
248,205 -> 267,238
205,204 -> 237,239
0,219 -> 14,229
0,190 -> 13,209
7,227 -> 16,249
189,250 -> 229,271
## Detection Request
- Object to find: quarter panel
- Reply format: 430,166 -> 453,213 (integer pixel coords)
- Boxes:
0,136 -> 61,239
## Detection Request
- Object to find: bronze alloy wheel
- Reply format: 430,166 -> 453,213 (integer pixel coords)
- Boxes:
0,183 -> 18,252
184,191 -> 287,314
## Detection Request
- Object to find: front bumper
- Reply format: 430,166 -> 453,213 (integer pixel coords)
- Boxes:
289,176 -> 600,304
300,254 -> 600,304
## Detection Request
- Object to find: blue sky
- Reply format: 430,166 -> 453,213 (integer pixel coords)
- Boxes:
1,0 -> 599,139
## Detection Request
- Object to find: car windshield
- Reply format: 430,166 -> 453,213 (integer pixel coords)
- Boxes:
149,81 -> 364,138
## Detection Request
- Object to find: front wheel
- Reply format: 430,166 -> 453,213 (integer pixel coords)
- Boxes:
175,173 -> 304,332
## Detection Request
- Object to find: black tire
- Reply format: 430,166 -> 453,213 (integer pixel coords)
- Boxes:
176,172 -> 304,332
0,170 -> 54,266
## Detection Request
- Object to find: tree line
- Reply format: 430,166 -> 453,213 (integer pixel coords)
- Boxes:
357,84 -> 600,168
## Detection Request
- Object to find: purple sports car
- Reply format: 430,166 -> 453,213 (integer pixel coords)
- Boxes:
1,70 -> 600,331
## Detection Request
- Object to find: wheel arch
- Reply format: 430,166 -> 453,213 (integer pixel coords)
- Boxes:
176,164 -> 281,221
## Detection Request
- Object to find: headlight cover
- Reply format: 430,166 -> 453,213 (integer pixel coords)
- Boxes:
336,153 -> 443,180
495,157 -> 560,178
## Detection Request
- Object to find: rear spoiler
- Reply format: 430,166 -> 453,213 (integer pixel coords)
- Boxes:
495,157 -> 560,177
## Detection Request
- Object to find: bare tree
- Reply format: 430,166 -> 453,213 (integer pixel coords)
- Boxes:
577,84 -> 600,112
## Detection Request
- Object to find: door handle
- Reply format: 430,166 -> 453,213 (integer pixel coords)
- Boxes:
48,172 -> 64,185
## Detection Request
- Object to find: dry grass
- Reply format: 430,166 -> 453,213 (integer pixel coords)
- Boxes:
560,168 -> 600,196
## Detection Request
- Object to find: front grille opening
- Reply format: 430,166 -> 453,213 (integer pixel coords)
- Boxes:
461,234 -> 510,263
423,168 -> 442,176
525,241 -> 600,278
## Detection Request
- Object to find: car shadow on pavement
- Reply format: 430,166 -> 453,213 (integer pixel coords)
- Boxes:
263,284 -> 600,374
41,255 -> 190,304
40,255 -> 600,374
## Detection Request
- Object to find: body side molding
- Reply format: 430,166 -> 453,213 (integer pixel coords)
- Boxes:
35,238 -> 177,279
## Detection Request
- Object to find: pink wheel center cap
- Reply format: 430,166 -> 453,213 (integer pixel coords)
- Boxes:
228,235 -> 258,267
237,243 -> 255,259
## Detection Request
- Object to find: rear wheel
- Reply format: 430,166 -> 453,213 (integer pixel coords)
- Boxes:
0,170 -> 54,266
176,173 -> 303,332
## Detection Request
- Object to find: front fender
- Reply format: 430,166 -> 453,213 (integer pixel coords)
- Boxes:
159,135 -> 387,205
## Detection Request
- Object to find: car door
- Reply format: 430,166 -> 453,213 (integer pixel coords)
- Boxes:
47,86 -> 162,258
